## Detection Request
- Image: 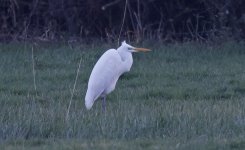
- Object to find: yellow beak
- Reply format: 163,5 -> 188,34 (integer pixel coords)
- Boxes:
133,47 -> 151,52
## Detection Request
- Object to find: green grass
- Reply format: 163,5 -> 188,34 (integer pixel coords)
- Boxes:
0,41 -> 245,149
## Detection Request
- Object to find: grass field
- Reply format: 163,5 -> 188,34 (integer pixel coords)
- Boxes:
0,41 -> 245,149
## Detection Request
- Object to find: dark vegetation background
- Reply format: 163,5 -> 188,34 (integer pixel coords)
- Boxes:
1,0 -> 245,42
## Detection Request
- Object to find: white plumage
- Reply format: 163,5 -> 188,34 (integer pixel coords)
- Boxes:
85,41 -> 150,110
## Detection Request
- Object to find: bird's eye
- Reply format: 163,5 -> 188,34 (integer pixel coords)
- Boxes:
128,47 -> 133,50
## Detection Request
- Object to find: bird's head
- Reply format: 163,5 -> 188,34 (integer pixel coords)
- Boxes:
120,41 -> 151,53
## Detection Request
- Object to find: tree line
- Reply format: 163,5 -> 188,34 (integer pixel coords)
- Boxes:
1,0 -> 245,42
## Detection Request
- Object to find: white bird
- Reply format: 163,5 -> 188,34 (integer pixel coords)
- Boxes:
85,41 -> 151,110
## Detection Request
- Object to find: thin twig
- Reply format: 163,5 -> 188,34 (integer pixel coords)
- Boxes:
31,45 -> 37,96
118,0 -> 128,46
66,56 -> 83,121
127,2 -> 136,34
101,0 -> 122,10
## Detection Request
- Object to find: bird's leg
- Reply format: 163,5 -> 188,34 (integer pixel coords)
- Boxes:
102,96 -> 106,112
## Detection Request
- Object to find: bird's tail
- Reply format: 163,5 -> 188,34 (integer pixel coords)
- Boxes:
85,93 -> 94,110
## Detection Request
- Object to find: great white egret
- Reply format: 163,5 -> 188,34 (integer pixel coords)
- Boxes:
85,41 -> 151,110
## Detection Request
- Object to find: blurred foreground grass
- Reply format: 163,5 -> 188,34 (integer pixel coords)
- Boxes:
0,41 -> 245,149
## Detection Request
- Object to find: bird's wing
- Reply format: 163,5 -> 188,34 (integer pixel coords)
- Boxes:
85,49 -> 122,104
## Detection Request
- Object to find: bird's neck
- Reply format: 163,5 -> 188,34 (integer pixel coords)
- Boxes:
117,48 -> 132,62
117,48 -> 133,72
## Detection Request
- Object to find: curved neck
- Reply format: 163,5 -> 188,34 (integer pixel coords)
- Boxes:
117,46 -> 133,72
